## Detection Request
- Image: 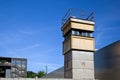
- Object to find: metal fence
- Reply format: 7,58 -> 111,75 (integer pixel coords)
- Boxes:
62,8 -> 94,25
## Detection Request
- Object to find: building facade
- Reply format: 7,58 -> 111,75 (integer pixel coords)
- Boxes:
95,40 -> 120,80
61,9 -> 95,79
0,57 -> 27,78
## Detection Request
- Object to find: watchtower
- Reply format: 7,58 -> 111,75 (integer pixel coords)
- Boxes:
61,9 -> 95,79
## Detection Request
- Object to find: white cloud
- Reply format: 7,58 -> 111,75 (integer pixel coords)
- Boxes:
19,30 -> 36,35
15,44 -> 40,51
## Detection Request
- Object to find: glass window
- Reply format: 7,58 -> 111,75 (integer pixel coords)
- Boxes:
11,60 -> 16,66
72,30 -> 80,36
6,69 -> 11,78
79,31 -> 82,35
65,30 -> 93,38
82,32 -> 86,36
86,32 -> 89,37
11,68 -> 15,72
75,31 -> 79,35
81,32 -> 92,37
72,30 -> 75,35
90,33 -> 92,37
87,32 -> 92,37
12,73 -> 16,77
22,61 -> 26,66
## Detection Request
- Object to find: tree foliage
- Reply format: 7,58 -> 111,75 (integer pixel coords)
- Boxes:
27,71 -> 36,78
27,71 -> 46,78
37,71 -> 46,78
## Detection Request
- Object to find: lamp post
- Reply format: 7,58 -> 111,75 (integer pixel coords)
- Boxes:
45,65 -> 48,74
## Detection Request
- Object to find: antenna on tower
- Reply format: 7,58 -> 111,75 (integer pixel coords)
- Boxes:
81,10 -> 85,19
86,12 -> 94,21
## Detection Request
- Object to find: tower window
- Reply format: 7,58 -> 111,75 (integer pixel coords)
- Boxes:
71,30 -> 93,37
81,31 -> 92,37
72,30 -> 79,35
81,32 -> 86,36
88,33 -> 92,37
75,31 -> 79,35
64,30 -> 93,40
72,30 -> 75,35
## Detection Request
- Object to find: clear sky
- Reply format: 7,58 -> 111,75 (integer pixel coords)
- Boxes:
0,0 -> 120,73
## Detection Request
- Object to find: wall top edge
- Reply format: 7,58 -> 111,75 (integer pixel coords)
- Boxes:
70,18 -> 95,25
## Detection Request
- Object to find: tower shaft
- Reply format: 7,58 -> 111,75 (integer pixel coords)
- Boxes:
62,16 -> 95,79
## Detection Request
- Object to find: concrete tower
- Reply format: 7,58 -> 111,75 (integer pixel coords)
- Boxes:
61,9 -> 95,79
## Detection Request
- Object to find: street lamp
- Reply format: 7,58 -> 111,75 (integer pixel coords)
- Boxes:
45,65 -> 48,74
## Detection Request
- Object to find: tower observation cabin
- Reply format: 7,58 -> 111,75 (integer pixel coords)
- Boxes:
61,9 -> 95,79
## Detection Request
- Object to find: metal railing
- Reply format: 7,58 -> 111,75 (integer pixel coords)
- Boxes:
0,62 -> 11,66
62,8 -> 94,25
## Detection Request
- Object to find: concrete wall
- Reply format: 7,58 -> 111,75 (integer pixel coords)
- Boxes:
61,18 -> 95,36
64,50 -> 94,79
71,36 -> 94,51
0,78 -> 96,80
63,38 -> 71,54
63,36 -> 94,54
62,23 -> 71,36
72,51 -> 94,79
64,51 -> 72,78
94,40 -> 120,80
71,22 -> 94,31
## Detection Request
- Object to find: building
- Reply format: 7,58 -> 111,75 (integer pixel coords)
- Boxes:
95,40 -> 120,80
61,9 -> 95,79
42,67 -> 64,78
0,57 -> 27,78
43,9 -> 95,79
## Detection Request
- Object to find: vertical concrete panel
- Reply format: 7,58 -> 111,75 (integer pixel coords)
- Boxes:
64,51 -> 72,62
73,69 -> 94,79
63,39 -> 71,54
71,37 -> 94,51
71,50 -> 94,79
64,51 -> 72,78
72,60 -> 94,69
72,51 -> 93,60
71,22 -> 94,31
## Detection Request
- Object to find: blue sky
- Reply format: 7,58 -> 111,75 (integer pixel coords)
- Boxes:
0,0 -> 120,73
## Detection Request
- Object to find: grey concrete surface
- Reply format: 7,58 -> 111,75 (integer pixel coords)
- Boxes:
0,78 -> 95,80
64,50 -> 94,79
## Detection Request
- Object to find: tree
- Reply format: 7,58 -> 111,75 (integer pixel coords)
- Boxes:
27,71 -> 46,78
37,71 -> 46,78
27,71 -> 36,78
